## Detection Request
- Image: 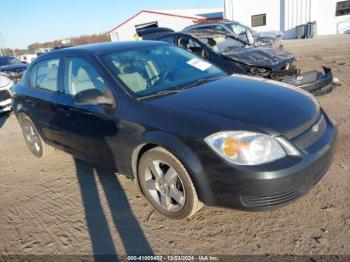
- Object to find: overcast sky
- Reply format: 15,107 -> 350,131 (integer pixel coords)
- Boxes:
0,0 -> 222,49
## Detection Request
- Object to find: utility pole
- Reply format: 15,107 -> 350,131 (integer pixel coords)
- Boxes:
0,32 -> 6,56
0,32 -> 15,57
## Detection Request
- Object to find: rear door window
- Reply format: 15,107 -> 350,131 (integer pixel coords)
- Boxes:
195,25 -> 213,30
213,25 -> 229,34
30,59 -> 59,92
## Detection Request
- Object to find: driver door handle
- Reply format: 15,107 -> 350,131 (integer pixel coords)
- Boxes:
57,107 -> 71,117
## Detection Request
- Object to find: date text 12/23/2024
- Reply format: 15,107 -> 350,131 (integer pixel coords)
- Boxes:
127,255 -> 220,261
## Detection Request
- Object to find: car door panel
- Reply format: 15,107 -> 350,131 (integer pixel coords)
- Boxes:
25,57 -> 63,144
54,55 -> 119,168
26,88 -> 62,142
54,94 -> 118,167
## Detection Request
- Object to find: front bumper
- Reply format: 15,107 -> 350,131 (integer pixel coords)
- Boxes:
194,112 -> 337,211
0,98 -> 12,113
280,67 -> 334,96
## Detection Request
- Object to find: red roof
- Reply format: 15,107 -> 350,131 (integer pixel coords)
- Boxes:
108,10 -> 211,34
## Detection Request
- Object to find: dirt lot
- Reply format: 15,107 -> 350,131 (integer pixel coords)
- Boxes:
0,35 -> 349,259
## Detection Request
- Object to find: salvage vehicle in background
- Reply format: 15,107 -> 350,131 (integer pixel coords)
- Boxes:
184,20 -> 283,48
0,56 -> 28,82
136,27 -> 174,40
0,74 -> 13,113
157,30 -> 334,95
18,53 -> 38,64
12,41 -> 337,219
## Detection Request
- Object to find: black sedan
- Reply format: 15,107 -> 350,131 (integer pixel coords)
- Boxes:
0,56 -> 28,82
12,41 -> 337,219
157,30 -> 334,96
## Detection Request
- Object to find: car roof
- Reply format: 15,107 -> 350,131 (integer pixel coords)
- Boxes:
36,41 -> 168,60
184,20 -> 238,29
138,27 -> 174,34
187,29 -> 228,38
158,30 -> 228,40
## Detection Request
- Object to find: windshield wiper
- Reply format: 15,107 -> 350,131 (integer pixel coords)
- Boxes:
178,76 -> 224,91
138,76 -> 224,100
138,89 -> 182,100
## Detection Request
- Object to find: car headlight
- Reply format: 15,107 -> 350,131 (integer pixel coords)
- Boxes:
248,67 -> 270,77
204,131 -> 286,166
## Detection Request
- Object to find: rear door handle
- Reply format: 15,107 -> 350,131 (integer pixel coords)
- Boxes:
68,107 -> 92,115
26,99 -> 35,106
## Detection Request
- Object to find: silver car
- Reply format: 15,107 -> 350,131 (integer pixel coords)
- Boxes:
184,20 -> 283,48
0,74 -> 13,113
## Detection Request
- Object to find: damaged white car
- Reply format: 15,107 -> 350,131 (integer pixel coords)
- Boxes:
0,74 -> 13,113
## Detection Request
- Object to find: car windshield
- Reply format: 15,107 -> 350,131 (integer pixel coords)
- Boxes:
101,45 -> 225,98
198,35 -> 245,54
227,23 -> 248,36
228,22 -> 257,34
0,57 -> 21,66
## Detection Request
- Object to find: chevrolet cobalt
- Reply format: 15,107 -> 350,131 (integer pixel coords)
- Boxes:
12,42 -> 337,219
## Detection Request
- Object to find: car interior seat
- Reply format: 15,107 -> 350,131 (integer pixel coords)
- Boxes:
37,64 -> 58,91
144,60 -> 160,86
179,38 -> 191,51
117,64 -> 147,93
68,65 -> 105,96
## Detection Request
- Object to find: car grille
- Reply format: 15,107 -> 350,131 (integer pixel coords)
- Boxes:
284,110 -> 321,140
0,90 -> 11,101
240,188 -> 303,208
290,114 -> 327,150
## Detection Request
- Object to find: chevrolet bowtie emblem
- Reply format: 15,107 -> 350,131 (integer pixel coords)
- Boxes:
312,124 -> 320,133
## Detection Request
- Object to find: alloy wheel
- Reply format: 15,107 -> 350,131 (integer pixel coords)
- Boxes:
23,120 -> 41,154
144,160 -> 186,212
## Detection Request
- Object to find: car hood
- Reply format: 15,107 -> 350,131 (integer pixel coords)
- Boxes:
0,75 -> 13,90
144,75 -> 318,136
0,63 -> 28,72
222,46 -> 295,69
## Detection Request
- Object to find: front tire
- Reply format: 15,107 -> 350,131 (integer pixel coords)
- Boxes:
138,147 -> 202,219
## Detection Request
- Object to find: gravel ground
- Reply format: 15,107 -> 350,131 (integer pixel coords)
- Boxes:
0,35 -> 349,259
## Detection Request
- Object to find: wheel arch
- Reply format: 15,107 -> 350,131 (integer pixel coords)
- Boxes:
131,131 -> 214,205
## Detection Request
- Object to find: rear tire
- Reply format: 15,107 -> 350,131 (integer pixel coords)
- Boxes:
19,114 -> 55,158
138,146 -> 202,219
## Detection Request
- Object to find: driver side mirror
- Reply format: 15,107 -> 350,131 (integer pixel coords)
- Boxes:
74,89 -> 116,108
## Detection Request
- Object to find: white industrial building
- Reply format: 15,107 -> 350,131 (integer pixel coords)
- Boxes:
224,0 -> 350,38
108,8 -> 223,41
